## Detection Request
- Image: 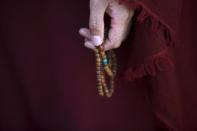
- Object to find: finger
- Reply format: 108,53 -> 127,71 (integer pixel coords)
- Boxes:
122,20 -> 132,41
103,2 -> 133,50
103,21 -> 126,51
79,28 -> 91,40
79,28 -> 102,47
89,0 -> 108,43
84,40 -> 96,50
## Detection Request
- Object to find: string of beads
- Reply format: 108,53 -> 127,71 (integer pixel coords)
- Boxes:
95,45 -> 117,98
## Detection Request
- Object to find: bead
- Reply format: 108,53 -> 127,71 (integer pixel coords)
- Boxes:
95,50 -> 99,54
102,58 -> 108,65
104,66 -> 113,77
101,53 -> 105,58
99,92 -> 104,96
105,89 -> 109,93
97,78 -> 102,82
97,83 -> 102,87
97,85 -> 103,89
96,62 -> 101,66
106,93 -> 112,98
96,58 -> 101,62
97,72 -> 101,76
95,54 -> 100,58
96,67 -> 101,70
98,46 -> 103,51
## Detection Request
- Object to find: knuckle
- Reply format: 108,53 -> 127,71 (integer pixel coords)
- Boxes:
113,43 -> 121,49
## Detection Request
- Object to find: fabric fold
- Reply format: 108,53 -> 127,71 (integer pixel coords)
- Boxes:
117,1 -> 184,131
118,0 -> 177,81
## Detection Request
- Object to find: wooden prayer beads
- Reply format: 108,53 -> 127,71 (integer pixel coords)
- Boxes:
95,45 -> 117,98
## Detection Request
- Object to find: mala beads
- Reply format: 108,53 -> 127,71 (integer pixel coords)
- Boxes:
95,45 -> 117,98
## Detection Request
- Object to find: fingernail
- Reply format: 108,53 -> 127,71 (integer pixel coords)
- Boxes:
91,36 -> 103,46
79,28 -> 84,34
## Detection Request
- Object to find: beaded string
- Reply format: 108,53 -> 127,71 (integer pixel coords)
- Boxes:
95,45 -> 117,98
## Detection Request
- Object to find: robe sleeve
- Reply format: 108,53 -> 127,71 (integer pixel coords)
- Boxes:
117,0 -> 183,131
117,0 -> 181,81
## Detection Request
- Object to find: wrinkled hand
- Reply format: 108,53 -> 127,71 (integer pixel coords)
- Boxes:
79,0 -> 134,51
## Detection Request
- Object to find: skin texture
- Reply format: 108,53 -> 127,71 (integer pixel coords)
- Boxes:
79,0 -> 134,51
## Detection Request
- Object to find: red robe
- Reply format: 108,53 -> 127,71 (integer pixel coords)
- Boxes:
120,0 -> 197,130
0,0 -> 196,131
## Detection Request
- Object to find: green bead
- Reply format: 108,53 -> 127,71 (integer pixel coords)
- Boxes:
102,58 -> 108,65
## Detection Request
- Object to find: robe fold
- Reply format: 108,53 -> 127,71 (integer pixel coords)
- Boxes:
119,0 -> 197,130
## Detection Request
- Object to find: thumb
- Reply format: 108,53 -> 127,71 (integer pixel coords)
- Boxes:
89,0 -> 108,46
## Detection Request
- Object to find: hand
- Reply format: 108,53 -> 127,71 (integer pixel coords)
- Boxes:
79,0 -> 134,51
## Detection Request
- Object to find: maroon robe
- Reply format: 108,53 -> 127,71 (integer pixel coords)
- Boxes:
0,0 -> 154,130
0,0 -> 197,131
120,0 -> 197,130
